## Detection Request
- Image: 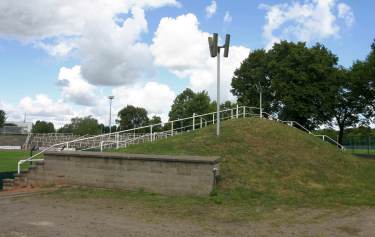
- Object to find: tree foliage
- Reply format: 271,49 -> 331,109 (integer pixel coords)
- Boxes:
232,41 -> 338,130
231,40 -> 375,142
58,116 -> 101,135
332,65 -> 373,143
117,105 -> 149,131
149,115 -> 162,132
0,110 -> 5,128
169,88 -> 213,121
232,49 -> 273,112
32,120 -> 55,133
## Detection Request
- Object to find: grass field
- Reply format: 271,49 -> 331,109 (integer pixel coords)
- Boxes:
1,118 -> 375,221
347,148 -> 375,155
115,118 -> 375,209
0,150 -> 29,173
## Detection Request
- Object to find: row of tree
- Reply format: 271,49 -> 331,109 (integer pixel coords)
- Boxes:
0,110 -> 5,128
231,40 -> 375,143
4,39 -> 374,143
28,89 -> 224,135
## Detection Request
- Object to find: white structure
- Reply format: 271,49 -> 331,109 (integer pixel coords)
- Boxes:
0,121 -> 32,134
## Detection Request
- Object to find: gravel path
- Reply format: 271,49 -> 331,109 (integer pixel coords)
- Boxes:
0,194 -> 374,237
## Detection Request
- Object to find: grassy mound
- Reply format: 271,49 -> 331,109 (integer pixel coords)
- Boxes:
116,118 -> 375,207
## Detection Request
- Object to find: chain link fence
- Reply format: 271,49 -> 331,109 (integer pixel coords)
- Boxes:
342,136 -> 375,155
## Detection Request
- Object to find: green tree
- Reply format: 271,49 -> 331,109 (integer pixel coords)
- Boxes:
331,66 -> 373,144
149,116 -> 162,132
232,41 -> 339,129
58,116 -> 101,135
0,110 -> 5,128
169,88 -> 212,121
268,41 -> 338,129
231,49 -> 273,112
32,120 -> 55,133
98,124 -> 117,133
117,105 -> 149,131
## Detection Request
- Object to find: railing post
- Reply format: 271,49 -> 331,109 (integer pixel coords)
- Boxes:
243,106 -> 246,118
200,117 -> 203,128
323,135 -> 325,141
100,141 -> 103,152
213,113 -> 215,124
150,125 -> 153,142
116,133 -> 119,149
231,109 -> 233,119
236,104 -> 239,118
171,121 -> 174,136
193,113 -> 196,131
66,142 -> 69,149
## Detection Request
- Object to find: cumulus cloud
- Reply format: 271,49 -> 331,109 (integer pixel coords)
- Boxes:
260,0 -> 355,49
337,3 -> 354,27
79,8 -> 154,86
112,82 -> 176,121
0,0 -> 179,41
18,95 -> 72,117
224,11 -> 232,23
57,66 -> 98,106
0,0 -> 179,86
205,1 -> 217,18
151,13 -> 250,101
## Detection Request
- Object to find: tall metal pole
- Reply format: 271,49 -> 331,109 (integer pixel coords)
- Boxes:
208,33 -> 229,137
108,96 -> 114,133
260,88 -> 262,118
216,48 -> 220,136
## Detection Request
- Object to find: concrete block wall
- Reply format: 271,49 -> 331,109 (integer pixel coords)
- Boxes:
28,151 -> 220,196
0,134 -> 27,146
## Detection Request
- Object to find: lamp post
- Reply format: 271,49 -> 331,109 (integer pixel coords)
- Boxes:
208,33 -> 230,136
108,96 -> 114,133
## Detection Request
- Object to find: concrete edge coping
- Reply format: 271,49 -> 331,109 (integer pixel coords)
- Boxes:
44,151 -> 221,164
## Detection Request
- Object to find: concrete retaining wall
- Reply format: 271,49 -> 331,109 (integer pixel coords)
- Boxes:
29,151 -> 220,196
0,134 -> 27,146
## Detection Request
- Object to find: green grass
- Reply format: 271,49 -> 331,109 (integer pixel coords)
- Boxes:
114,118 -> 375,208
347,148 -> 375,155
0,150 -> 29,173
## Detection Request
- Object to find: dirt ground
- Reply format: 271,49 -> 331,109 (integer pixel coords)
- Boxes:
0,192 -> 375,237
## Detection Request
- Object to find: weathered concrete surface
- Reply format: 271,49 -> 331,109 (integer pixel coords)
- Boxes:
28,151 -> 220,196
0,134 -> 26,146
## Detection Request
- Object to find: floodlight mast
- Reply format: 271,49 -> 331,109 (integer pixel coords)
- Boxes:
208,33 -> 230,136
108,96 -> 115,133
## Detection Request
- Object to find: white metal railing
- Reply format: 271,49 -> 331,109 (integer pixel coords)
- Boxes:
261,112 -> 345,150
17,105 -> 344,173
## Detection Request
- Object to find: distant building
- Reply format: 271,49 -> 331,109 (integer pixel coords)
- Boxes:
0,121 -> 33,134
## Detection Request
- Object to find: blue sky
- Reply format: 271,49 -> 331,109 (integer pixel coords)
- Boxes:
0,0 -> 374,126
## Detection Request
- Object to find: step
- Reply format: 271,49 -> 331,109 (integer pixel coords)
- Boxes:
2,179 -> 15,191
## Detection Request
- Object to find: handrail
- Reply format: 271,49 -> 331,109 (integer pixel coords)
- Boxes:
260,111 -> 345,150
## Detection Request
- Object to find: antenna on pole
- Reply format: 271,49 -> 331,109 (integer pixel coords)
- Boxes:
208,33 -> 230,136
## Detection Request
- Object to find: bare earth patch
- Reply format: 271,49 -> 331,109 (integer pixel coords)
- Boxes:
0,192 -> 374,237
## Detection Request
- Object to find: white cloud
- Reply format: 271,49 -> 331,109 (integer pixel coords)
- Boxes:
18,95 -> 72,117
35,38 -> 78,57
112,82 -> 176,121
0,0 -> 179,86
0,0 -> 179,41
151,13 -> 250,101
79,7 -> 154,86
57,65 -> 98,106
205,1 -> 217,18
224,11 -> 232,23
337,3 -> 354,27
260,0 -> 355,49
